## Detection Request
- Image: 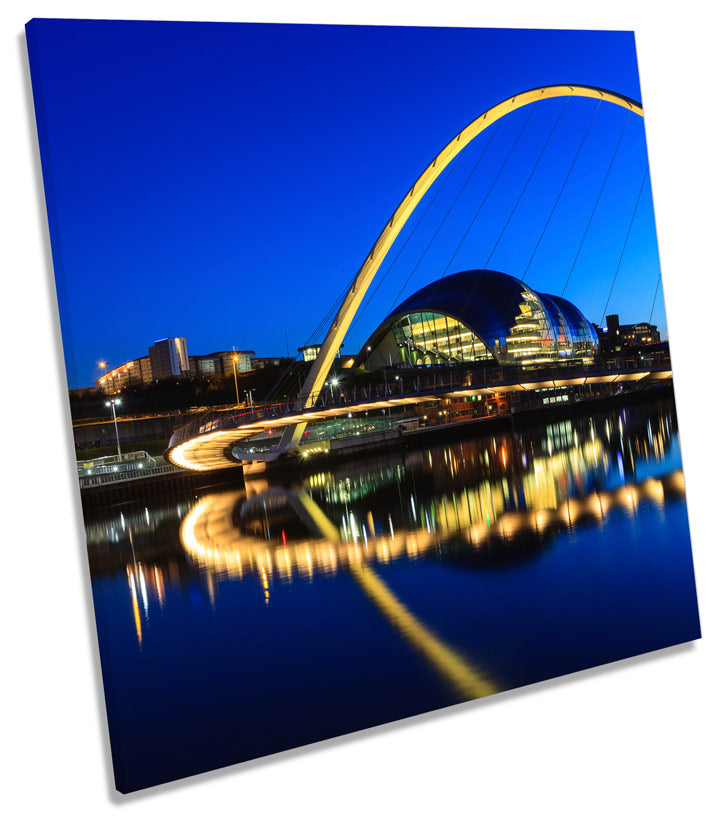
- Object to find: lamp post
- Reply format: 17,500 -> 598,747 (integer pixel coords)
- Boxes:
244,388 -> 255,414
232,347 -> 240,408
98,360 -> 108,390
326,377 -> 339,403
105,397 -> 122,457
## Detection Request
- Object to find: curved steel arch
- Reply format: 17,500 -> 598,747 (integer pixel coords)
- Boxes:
280,84 -> 643,449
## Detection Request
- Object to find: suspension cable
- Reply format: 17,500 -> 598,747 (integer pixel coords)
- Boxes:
382,119 -> 505,316
345,151 -> 463,339
521,100 -> 602,282
450,103 -> 539,322
270,116 -> 498,400
278,123 -> 493,395
600,164 -> 649,325
484,97 -> 570,269
560,110 -> 632,297
265,270 -> 358,403
649,272 -> 662,325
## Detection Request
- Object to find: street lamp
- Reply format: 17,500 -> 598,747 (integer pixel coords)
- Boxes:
105,397 -> 122,457
326,377 -> 339,403
231,351 -> 240,408
98,360 -> 108,389
230,345 -> 244,408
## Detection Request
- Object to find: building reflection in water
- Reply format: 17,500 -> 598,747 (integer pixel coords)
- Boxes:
86,400 -> 683,659
180,470 -> 683,582
174,400 -> 682,699
86,501 -> 196,648
125,545 -> 166,648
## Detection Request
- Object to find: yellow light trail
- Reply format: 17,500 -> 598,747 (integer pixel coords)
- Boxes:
349,563 -> 497,701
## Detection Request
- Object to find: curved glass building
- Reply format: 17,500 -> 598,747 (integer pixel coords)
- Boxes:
359,270 -> 598,370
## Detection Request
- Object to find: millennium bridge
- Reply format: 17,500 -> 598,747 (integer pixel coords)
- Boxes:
165,83 -> 657,472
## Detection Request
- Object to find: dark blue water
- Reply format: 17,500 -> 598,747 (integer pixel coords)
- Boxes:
87,397 -> 700,792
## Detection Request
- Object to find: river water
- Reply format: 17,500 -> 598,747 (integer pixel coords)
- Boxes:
85,396 -> 700,792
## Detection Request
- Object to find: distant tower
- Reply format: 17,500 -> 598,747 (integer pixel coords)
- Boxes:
148,337 -> 190,380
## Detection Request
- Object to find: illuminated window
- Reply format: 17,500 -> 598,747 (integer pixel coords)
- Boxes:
391,312 -> 494,364
507,291 -> 555,366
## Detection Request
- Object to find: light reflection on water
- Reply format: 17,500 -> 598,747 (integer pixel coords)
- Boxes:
86,397 -> 700,792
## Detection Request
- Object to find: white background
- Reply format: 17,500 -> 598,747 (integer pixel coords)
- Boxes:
2,2 -> 718,816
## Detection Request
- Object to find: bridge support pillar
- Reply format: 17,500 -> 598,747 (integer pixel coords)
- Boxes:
242,460 -> 271,478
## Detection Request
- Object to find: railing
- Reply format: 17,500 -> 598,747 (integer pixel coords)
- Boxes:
167,354 -> 672,451
76,449 -> 190,488
77,450 -> 155,471
78,462 -> 182,488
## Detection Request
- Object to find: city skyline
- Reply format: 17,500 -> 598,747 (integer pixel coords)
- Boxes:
29,21 -> 663,389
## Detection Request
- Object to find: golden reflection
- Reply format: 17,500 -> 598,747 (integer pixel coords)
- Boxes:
99,405 -> 686,680
179,470 -> 684,585
123,556 -> 176,648
350,564 -> 496,700
153,566 -> 165,609
127,567 -> 143,647
176,461 -> 682,703
181,487 -> 498,697
89,409 -> 680,698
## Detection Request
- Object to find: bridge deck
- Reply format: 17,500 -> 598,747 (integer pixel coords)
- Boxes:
166,363 -> 672,471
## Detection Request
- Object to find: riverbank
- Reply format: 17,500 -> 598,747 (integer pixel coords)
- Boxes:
79,382 -> 674,503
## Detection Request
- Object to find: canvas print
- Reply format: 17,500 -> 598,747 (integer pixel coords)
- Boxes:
26,19 -> 701,792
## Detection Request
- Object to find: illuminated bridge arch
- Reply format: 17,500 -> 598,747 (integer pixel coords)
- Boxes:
167,84 -> 645,469
280,84 -> 643,449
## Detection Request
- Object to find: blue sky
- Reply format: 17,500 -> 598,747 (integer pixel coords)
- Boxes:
27,20 -> 665,388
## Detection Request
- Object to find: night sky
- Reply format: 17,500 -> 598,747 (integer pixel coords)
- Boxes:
27,20 -> 665,388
